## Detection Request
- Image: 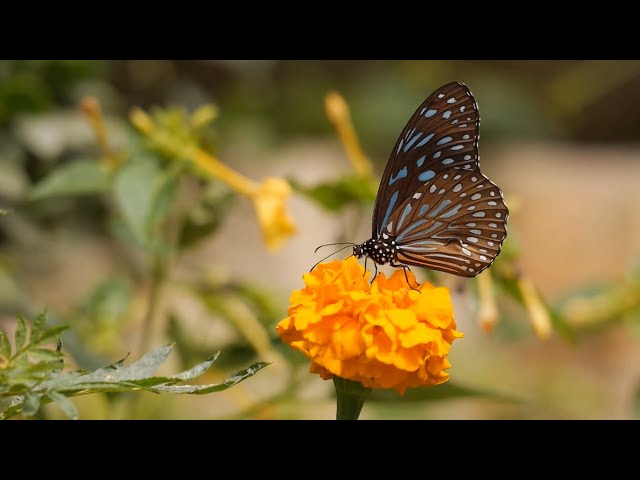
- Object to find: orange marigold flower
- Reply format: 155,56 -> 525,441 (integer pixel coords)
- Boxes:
276,256 -> 463,394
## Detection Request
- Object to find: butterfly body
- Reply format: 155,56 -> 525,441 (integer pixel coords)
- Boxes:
353,81 -> 508,278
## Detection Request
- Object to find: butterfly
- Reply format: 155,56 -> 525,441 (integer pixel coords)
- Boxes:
351,82 -> 508,278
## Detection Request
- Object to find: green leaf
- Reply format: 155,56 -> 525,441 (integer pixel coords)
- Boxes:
32,325 -> 68,348
45,391 -> 79,420
178,187 -> 236,249
291,175 -> 377,212
113,156 -> 161,247
169,352 -> 220,381
21,390 -> 41,417
78,344 -> 172,383
0,330 -> 10,358
31,312 -> 47,342
79,276 -> 132,326
147,167 -> 180,233
30,161 -> 110,201
150,361 -> 271,394
28,348 -> 63,362
14,316 -> 27,352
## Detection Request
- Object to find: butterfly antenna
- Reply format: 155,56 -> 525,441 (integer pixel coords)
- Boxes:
314,242 -> 356,254
310,244 -> 355,272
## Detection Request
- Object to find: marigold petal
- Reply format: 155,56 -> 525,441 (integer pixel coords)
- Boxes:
331,321 -> 366,359
387,308 -> 417,330
398,323 -> 442,348
393,346 -> 423,372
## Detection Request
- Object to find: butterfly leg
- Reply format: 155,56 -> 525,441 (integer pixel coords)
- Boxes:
391,261 -> 420,291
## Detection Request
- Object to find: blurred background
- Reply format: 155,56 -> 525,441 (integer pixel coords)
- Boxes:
1,60 -> 640,419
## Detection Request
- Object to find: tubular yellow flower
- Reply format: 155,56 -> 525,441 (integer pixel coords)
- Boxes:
80,96 -> 123,170
277,257 -> 463,394
251,177 -> 297,252
325,91 -> 373,178
129,106 -> 297,252
477,270 -> 499,332
518,276 -> 552,339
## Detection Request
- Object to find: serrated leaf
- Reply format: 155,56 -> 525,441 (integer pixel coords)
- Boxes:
28,348 -> 63,362
170,352 -> 219,381
291,175 -> 377,212
21,390 -> 41,417
150,361 -> 270,394
70,344 -> 172,384
30,161 -> 110,201
45,391 -> 79,420
31,312 -> 47,342
113,156 -> 160,246
33,325 -> 68,347
14,316 -> 27,352
0,330 -> 10,358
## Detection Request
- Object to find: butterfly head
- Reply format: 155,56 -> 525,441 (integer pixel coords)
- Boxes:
354,235 -> 399,266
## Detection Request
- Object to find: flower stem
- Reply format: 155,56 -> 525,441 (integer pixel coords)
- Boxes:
138,254 -> 166,356
80,96 -> 121,170
333,377 -> 371,420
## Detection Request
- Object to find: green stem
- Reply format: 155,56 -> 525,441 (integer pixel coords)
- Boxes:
138,256 -> 166,356
333,377 -> 371,420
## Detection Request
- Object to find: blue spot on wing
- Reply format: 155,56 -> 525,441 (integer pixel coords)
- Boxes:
439,204 -> 461,218
416,155 -> 426,167
437,136 -> 453,145
425,109 -> 437,118
418,204 -> 429,216
396,219 -> 427,242
397,204 -> 413,230
428,199 -> 452,218
379,191 -> 399,234
388,166 -> 408,185
403,132 -> 423,152
401,221 -> 442,242
418,170 -> 435,181
416,133 -> 434,148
